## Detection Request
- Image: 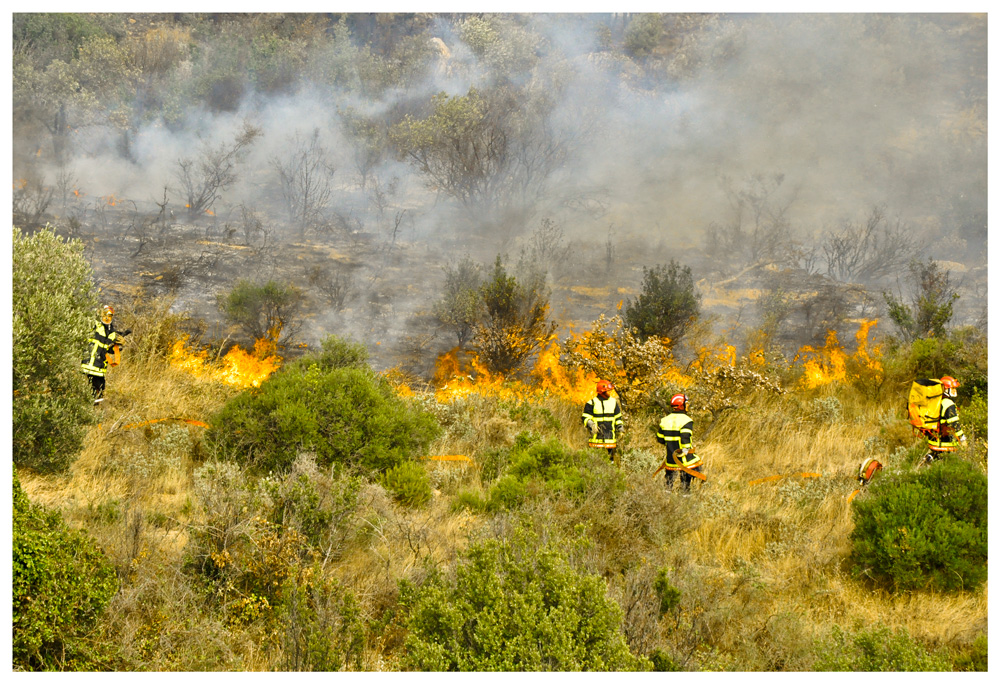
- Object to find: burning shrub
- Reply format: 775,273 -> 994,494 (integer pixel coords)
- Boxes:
850,457 -> 987,593
381,461 -> 433,508
217,278 -> 304,345
207,362 -> 440,474
398,525 -> 646,671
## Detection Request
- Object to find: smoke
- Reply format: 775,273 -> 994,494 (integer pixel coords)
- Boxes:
21,13 -> 987,364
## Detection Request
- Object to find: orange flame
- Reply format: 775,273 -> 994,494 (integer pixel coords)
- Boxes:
796,320 -> 882,389
169,335 -> 281,388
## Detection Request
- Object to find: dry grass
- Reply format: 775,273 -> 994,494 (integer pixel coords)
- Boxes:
15,330 -> 987,671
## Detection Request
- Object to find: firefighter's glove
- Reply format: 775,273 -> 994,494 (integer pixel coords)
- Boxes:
585,419 -> 597,435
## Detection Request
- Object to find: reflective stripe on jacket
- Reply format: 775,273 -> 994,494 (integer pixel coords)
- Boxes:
927,398 -> 965,452
81,321 -> 118,377
582,396 -> 623,447
657,411 -> 697,469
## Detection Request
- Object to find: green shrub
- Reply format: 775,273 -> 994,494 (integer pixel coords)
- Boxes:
207,362 -> 440,474
951,632 -> 988,671
653,569 -> 681,615
279,568 -> 366,671
12,225 -> 97,472
622,260 -> 701,343
217,278 -> 303,343
382,461 -> 432,507
850,457 -> 987,593
13,472 -> 118,670
962,387 -> 988,440
815,623 -> 950,671
286,334 -> 369,373
398,528 -> 646,671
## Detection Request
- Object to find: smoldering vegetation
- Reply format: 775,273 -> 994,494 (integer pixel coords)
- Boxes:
12,12 -> 987,369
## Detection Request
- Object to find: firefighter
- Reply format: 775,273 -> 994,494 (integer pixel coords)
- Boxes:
924,375 -> 967,463
80,305 -> 130,405
656,393 -> 703,490
582,380 -> 623,464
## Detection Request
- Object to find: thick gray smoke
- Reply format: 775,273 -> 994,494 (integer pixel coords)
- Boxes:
25,13 -> 987,365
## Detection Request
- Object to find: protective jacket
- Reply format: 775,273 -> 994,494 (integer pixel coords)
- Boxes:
656,411 -> 701,469
582,395 -> 623,448
81,320 -> 121,378
927,398 -> 965,452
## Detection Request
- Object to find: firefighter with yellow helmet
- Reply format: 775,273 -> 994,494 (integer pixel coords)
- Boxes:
80,304 -> 130,404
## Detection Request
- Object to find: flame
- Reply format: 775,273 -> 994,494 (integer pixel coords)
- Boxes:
796,320 -> 882,388
101,195 -> 119,207
169,335 -> 281,388
206,209 -> 215,216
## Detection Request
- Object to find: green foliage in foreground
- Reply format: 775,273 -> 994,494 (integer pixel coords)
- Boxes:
13,225 -> 97,472
13,472 -> 118,671
381,460 -> 432,507
815,623 -> 950,671
850,457 -> 987,593
398,527 -> 646,671
455,436 -> 622,513
206,339 -> 440,473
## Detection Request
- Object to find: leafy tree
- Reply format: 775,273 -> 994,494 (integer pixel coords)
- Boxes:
473,256 -> 555,377
389,85 -> 567,224
206,345 -> 440,474
850,457 -> 987,593
883,259 -> 960,342
622,260 -> 701,344
13,225 -> 97,473
399,526 -> 646,671
13,472 -> 119,670
433,255 -> 483,347
218,279 -> 304,345
623,14 -> 663,59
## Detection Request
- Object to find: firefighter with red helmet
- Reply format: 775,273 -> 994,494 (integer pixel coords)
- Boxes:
924,375 -> 967,463
582,380 -> 624,464
80,304 -> 130,405
656,393 -> 703,489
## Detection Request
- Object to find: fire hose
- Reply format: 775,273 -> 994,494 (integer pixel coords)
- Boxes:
651,449 -> 707,481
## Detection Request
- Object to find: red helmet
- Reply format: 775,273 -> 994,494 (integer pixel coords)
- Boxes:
940,375 -> 960,397
670,393 -> 688,411
102,304 -> 115,316
596,380 -> 614,395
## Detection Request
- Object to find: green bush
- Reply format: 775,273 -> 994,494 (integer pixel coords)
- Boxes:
398,528 -> 646,671
622,260 -> 701,344
12,225 -> 98,472
217,278 -> 303,343
962,387 -> 988,440
815,623 -> 949,671
279,568 -> 366,671
13,472 -> 119,670
286,334 -> 369,373
653,569 -> 681,615
206,361 -> 440,474
951,632 -> 988,671
850,457 -> 987,593
381,460 -> 432,507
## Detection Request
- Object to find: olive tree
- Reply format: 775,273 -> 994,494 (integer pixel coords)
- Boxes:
13,225 -> 97,472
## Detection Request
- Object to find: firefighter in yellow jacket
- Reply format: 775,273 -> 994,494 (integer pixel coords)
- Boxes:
80,305 -> 130,404
924,375 -> 967,463
582,380 -> 623,464
656,393 -> 703,489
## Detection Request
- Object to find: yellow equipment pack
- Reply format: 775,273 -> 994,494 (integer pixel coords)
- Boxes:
908,378 -> 943,433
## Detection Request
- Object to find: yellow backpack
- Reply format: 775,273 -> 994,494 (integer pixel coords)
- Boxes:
908,378 -> 943,433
